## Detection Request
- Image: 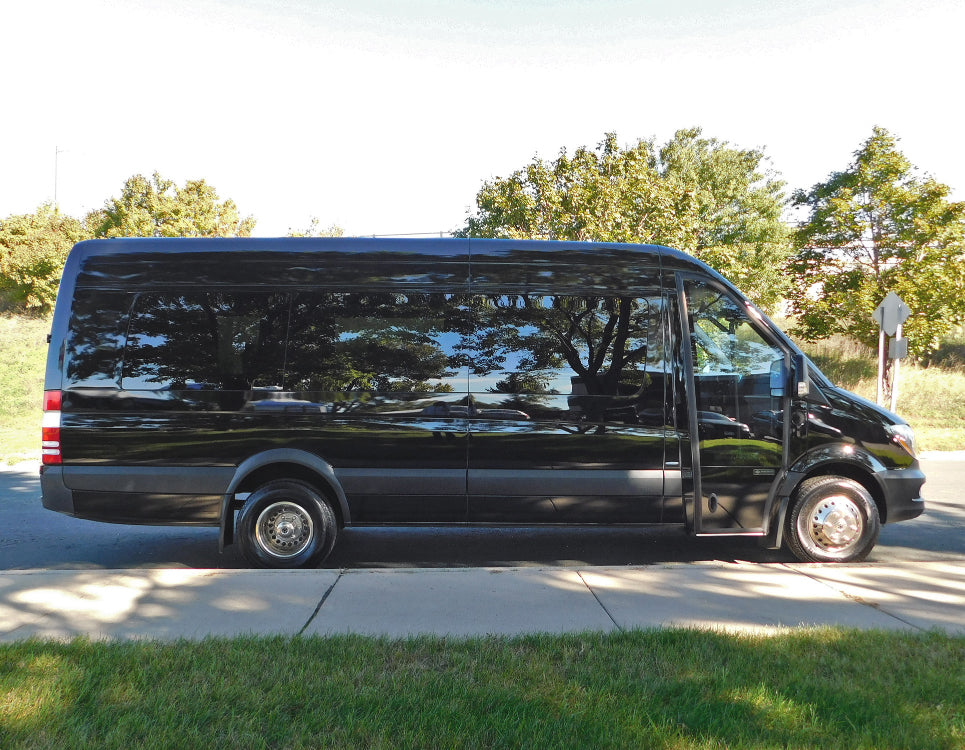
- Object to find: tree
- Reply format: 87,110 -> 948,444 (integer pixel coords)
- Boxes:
790,127 -> 965,358
88,172 -> 256,238
0,203 -> 88,313
458,129 -> 791,310
287,217 -> 344,237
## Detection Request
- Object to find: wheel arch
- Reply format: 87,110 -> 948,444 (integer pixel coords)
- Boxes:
218,449 -> 350,550
766,446 -> 889,549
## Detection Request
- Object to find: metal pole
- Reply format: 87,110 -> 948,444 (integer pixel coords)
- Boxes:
877,328 -> 886,406
54,146 -> 65,208
890,323 -> 902,413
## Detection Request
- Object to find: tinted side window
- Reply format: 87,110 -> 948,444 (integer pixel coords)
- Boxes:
121,292 -> 288,390
286,292 -> 470,393
64,291 -> 132,387
468,294 -> 667,424
468,295 -> 649,392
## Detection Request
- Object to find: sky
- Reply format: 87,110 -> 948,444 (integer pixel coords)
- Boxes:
2,0 -> 963,237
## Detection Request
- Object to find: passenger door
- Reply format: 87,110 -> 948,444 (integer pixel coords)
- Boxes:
679,278 -> 789,534
466,291 -> 670,523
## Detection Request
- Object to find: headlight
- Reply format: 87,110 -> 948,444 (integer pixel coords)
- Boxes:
886,424 -> 917,457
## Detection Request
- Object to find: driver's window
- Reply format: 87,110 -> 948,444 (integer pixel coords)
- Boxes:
685,281 -> 785,442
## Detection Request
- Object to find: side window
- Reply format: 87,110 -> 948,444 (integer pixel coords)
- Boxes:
468,294 -> 667,424
64,291 -> 133,387
286,292 -> 469,393
685,281 -> 785,438
121,292 -> 288,390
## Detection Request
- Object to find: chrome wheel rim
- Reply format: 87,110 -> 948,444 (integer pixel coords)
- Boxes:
797,493 -> 864,557
254,501 -> 314,558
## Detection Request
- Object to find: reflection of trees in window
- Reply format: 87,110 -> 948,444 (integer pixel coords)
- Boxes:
65,292 -> 132,386
688,286 -> 777,375
114,289 -> 671,429
467,294 -> 667,430
121,293 -> 287,389
285,292 -> 469,394
468,295 -> 652,396
485,371 -> 554,414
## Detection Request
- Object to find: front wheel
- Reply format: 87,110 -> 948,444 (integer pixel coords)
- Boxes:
237,480 -> 337,568
786,476 -> 881,563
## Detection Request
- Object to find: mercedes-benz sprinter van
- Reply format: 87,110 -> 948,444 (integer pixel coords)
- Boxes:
40,238 -> 925,567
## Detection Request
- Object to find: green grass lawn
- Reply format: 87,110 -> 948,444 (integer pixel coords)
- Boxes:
1,629 -> 962,749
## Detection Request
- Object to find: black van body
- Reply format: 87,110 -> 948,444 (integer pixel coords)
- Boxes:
41,238 -> 925,567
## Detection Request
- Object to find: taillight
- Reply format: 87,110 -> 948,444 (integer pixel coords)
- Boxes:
42,390 -> 62,465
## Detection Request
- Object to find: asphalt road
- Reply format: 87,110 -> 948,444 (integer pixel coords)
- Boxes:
1,458 -> 962,570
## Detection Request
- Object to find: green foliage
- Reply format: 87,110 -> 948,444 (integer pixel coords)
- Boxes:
88,172 -> 257,238
459,129 -> 791,311
0,204 -> 87,313
798,334 -> 878,387
287,217 -> 344,237
790,127 -> 965,358
1,174 -> 257,310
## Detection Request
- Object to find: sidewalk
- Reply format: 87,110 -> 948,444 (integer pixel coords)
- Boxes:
2,561 -> 963,642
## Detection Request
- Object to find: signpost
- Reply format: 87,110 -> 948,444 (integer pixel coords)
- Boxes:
872,292 -> 911,411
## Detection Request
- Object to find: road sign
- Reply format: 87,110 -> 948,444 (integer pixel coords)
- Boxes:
889,337 -> 908,360
872,292 -> 911,336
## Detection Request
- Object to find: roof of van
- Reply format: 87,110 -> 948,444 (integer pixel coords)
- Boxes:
64,236 -> 725,277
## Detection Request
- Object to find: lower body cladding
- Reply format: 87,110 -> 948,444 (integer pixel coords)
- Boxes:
41,465 -> 232,525
40,465 -> 682,527
39,462 -> 925,567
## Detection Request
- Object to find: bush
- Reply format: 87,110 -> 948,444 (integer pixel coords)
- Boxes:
920,327 -> 965,369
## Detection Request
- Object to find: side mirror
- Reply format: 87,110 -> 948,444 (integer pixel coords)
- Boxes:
793,354 -> 810,398
769,359 -> 787,398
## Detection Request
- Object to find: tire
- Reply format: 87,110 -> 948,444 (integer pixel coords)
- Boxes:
237,480 -> 337,569
786,476 -> 881,563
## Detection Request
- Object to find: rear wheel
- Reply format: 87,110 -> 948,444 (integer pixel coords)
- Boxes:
786,476 -> 880,563
237,480 -> 337,568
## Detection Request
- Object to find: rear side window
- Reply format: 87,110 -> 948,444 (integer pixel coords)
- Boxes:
64,292 -> 132,387
121,293 -> 288,390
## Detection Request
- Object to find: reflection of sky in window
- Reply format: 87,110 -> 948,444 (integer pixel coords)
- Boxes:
122,371 -> 169,390
122,334 -> 170,389
435,371 -> 468,391
128,333 -> 166,348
